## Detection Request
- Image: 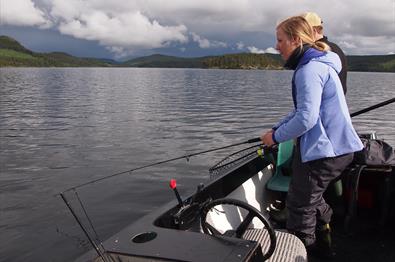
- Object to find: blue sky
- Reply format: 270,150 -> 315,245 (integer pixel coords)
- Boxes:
1,0 -> 394,61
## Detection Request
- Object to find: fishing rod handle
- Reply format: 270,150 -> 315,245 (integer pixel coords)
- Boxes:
247,137 -> 261,143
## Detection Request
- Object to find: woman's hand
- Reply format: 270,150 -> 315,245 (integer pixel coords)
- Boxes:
261,130 -> 275,146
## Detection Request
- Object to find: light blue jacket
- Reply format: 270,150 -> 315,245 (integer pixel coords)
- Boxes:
273,50 -> 363,162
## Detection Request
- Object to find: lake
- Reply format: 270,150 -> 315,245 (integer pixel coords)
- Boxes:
0,68 -> 394,261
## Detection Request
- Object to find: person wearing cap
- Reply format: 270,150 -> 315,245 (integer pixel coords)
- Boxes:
303,12 -> 348,95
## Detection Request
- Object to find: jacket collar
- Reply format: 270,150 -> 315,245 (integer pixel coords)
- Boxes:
285,44 -> 325,70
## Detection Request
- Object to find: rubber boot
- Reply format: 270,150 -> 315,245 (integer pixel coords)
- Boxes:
311,223 -> 336,260
269,207 -> 287,226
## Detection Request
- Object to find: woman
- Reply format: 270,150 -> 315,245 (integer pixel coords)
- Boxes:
261,16 -> 363,257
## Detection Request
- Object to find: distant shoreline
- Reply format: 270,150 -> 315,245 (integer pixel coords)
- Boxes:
1,35 -> 394,72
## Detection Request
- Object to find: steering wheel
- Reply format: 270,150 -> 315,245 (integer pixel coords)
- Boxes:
200,198 -> 276,260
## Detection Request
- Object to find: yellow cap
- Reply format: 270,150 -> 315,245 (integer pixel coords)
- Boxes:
302,12 -> 323,27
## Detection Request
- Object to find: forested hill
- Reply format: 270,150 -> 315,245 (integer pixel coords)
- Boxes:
347,55 -> 395,72
1,35 -> 394,72
0,35 -> 115,67
202,53 -> 283,69
124,53 -> 395,72
122,53 -> 283,69
122,54 -> 204,68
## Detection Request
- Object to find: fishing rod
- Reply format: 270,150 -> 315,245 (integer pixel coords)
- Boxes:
61,97 -> 395,193
350,97 -> 395,117
61,137 -> 261,193
242,97 -> 395,130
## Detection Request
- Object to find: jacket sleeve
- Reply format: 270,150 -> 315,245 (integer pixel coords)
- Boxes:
273,65 -> 325,143
272,110 -> 296,130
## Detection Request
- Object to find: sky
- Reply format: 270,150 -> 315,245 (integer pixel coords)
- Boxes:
1,0 -> 394,60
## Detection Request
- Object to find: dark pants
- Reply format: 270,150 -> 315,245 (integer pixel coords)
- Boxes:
286,143 -> 353,244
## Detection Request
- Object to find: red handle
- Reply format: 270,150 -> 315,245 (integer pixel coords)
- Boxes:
169,179 -> 177,189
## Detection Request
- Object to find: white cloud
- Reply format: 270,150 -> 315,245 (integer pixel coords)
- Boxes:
49,0 -> 86,22
338,35 -> 395,55
339,41 -> 357,50
248,46 -> 278,54
191,32 -> 210,48
2,0 -> 394,55
58,11 -> 188,51
236,42 -> 245,50
1,0 -> 50,27
191,32 -> 227,49
248,46 -> 265,54
263,47 -> 279,54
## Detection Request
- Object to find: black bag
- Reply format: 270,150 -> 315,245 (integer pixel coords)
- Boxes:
354,138 -> 395,166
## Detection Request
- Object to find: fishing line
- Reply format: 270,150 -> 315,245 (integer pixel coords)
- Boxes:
59,97 -> 395,194
60,97 -> 395,193
60,192 -> 109,262
60,137 -> 261,193
58,138 -> 262,259
74,190 -> 103,245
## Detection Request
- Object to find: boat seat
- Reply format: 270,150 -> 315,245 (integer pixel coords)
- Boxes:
266,140 -> 344,195
266,140 -> 294,192
243,228 -> 307,262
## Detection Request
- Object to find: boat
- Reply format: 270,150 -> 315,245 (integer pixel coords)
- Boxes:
68,138 -> 394,262
62,99 -> 395,262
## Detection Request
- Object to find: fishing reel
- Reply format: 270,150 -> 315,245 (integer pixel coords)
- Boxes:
169,180 -> 209,230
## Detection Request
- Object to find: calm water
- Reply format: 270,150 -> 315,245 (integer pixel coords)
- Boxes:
0,68 -> 394,262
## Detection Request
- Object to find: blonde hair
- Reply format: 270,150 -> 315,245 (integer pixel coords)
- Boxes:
277,16 -> 329,52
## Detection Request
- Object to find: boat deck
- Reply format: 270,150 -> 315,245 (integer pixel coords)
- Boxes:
269,206 -> 395,262
321,211 -> 395,262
